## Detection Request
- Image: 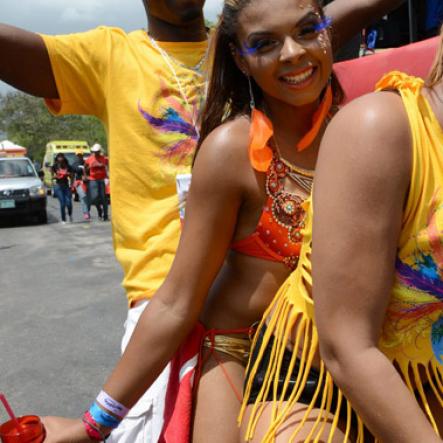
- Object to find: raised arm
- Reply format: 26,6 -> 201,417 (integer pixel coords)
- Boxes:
0,24 -> 58,98
43,124 -> 248,441
312,92 -> 441,442
326,0 -> 404,52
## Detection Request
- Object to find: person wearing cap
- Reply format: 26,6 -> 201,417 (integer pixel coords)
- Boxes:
85,143 -> 108,221
72,150 -> 90,221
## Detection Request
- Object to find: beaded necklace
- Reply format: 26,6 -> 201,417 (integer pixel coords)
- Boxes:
265,151 -> 311,246
147,33 -> 209,136
271,136 -> 314,195
148,33 -> 209,76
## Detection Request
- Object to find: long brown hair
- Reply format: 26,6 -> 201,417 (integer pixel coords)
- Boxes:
426,26 -> 443,87
195,0 -> 343,160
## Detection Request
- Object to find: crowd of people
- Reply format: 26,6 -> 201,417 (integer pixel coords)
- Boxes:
0,0 -> 442,442
51,144 -> 109,224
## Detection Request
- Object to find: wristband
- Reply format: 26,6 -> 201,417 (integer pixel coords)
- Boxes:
89,402 -> 121,429
96,390 -> 129,419
82,411 -> 109,441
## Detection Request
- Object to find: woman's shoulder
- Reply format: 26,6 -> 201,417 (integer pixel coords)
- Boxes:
193,115 -> 255,192
337,91 -> 409,133
319,91 -> 412,183
198,115 -> 251,165
328,91 -> 410,155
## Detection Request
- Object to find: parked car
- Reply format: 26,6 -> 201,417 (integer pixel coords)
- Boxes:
0,157 -> 47,223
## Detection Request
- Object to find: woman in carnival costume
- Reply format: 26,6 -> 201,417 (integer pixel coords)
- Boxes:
42,0 -> 412,442
241,27 -> 443,443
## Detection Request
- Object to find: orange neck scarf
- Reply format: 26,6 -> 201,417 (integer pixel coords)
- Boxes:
249,84 -> 333,172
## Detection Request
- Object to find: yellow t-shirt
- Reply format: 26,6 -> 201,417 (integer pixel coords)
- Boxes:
41,27 -> 208,305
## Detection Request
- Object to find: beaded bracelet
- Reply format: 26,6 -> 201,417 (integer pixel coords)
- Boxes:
82,411 -> 109,441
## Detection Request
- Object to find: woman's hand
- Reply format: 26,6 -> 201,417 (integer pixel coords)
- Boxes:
42,417 -> 91,443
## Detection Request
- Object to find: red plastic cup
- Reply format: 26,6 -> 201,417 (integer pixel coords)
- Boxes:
0,416 -> 45,443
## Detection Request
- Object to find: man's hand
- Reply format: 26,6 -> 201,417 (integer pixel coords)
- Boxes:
41,417 -> 92,443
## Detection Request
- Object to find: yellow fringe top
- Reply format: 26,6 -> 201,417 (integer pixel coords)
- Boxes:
240,72 -> 443,442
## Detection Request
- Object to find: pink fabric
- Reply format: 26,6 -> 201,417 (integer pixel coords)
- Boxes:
335,37 -> 439,104
159,324 -> 253,443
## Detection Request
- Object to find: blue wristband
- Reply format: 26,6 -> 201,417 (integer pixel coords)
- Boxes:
89,402 -> 121,428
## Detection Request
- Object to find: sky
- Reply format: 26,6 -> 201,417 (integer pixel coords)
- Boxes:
0,0 -> 223,94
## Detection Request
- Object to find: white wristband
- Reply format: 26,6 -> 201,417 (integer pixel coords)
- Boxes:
96,390 -> 130,419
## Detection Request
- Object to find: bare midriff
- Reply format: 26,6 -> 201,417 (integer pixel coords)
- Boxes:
200,250 -> 290,331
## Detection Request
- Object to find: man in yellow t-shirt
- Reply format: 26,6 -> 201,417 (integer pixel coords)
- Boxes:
0,2 -> 209,442
0,0 -> 408,441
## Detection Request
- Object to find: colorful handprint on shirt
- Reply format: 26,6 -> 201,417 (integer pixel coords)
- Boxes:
138,77 -> 203,165
385,190 -> 443,363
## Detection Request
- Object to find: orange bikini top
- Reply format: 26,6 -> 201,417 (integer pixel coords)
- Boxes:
231,152 -> 313,270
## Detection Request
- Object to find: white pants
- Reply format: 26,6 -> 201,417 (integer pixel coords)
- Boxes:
107,301 -> 171,443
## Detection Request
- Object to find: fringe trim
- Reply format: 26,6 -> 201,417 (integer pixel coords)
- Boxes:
239,278 -> 443,442
399,360 -> 443,435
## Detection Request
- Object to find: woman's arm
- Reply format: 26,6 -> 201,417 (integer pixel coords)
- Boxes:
326,0 -> 404,53
312,92 -> 441,443
43,123 -> 250,442
102,127 -> 246,408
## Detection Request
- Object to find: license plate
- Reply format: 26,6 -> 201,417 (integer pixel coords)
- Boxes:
0,200 -> 15,209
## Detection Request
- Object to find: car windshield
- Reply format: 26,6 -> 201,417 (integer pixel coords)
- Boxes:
63,153 -> 78,166
60,152 -> 91,166
0,159 -> 36,178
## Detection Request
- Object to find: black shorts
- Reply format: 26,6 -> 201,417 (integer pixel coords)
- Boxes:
245,326 -> 336,408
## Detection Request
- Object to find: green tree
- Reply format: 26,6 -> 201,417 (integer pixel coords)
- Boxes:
0,91 -> 106,161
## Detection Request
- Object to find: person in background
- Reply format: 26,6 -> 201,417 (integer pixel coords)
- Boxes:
85,143 -> 108,221
51,153 -> 73,224
0,3 -> 211,440
72,150 -> 90,221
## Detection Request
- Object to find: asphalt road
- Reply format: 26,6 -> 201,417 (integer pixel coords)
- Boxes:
0,197 -> 127,424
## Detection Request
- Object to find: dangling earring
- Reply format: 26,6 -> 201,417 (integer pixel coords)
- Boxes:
247,75 -> 256,111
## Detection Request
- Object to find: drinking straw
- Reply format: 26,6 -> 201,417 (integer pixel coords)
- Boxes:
0,393 -> 24,432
